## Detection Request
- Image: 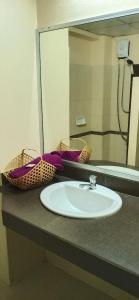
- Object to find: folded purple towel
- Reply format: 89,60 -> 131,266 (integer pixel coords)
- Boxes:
9,153 -> 63,179
51,150 -> 81,162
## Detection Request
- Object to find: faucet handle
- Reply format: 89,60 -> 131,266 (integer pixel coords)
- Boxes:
89,175 -> 97,185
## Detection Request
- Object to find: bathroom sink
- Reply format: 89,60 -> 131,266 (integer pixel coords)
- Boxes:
98,165 -> 139,178
40,181 -> 122,219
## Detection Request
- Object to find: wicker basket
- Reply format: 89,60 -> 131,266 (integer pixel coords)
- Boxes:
3,149 -> 56,190
57,138 -> 92,163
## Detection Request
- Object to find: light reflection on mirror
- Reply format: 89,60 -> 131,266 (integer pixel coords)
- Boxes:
39,13 -> 139,176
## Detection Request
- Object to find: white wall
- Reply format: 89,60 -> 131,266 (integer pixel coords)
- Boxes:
40,29 -> 70,152
0,0 -> 42,285
37,0 -> 139,28
0,0 -> 40,171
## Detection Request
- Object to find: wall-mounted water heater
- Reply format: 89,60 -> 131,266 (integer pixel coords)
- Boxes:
117,40 -> 130,59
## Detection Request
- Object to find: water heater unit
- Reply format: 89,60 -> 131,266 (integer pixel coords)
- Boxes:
117,40 -> 130,59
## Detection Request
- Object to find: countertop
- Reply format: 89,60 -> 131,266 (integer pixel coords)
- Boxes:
2,180 -> 139,298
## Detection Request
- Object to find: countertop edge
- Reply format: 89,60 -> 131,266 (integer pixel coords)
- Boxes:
2,209 -> 139,298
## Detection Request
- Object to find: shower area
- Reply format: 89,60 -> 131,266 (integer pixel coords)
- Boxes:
69,30 -> 135,165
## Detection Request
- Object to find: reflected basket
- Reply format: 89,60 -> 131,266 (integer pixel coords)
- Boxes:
3,149 -> 56,190
57,138 -> 92,163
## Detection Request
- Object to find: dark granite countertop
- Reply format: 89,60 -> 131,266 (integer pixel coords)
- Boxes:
2,180 -> 139,298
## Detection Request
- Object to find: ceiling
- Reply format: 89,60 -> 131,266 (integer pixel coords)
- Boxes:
76,13 -> 139,37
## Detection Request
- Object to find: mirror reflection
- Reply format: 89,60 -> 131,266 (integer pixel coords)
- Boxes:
39,13 -> 139,171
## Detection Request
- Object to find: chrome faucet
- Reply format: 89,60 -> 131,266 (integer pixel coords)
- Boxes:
89,175 -> 97,189
79,175 -> 97,190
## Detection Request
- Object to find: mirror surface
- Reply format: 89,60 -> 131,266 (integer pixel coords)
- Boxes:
39,12 -> 139,179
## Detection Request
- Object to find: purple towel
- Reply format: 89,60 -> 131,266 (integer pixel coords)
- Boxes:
51,150 -> 81,162
9,153 -> 63,179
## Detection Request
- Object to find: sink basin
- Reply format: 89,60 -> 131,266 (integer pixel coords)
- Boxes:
40,181 -> 122,219
98,165 -> 139,178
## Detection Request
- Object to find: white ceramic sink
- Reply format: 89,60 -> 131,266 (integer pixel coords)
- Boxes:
98,165 -> 139,178
40,181 -> 122,219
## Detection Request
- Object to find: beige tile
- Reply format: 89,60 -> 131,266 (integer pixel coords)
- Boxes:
102,135 -> 111,160
70,64 -> 94,100
110,114 -> 128,132
91,115 -> 103,131
103,113 -> 111,131
109,135 -> 127,164
70,99 -> 92,135
86,135 -> 103,160
69,35 -> 93,65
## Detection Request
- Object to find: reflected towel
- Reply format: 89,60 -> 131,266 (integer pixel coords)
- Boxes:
51,150 -> 81,162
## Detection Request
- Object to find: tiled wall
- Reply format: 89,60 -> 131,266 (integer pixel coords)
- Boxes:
69,33 -> 138,164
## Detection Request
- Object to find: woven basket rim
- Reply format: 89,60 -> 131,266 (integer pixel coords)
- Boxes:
3,153 -> 33,173
59,142 -> 91,153
4,159 -> 56,182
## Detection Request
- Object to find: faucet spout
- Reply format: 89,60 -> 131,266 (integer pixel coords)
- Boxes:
89,175 -> 97,190
79,175 -> 97,190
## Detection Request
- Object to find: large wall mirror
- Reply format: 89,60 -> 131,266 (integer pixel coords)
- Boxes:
38,11 -> 139,180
